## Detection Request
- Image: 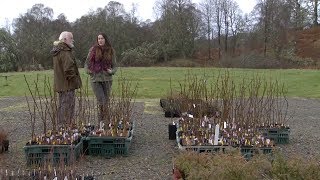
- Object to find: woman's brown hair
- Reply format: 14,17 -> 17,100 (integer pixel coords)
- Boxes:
95,33 -> 114,61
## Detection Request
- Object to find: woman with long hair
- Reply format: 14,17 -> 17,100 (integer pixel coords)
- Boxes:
85,33 -> 117,124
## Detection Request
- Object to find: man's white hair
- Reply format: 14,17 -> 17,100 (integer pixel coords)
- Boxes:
58,31 -> 72,42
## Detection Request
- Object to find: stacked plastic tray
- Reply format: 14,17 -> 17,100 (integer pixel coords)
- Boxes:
259,127 -> 290,144
85,123 -> 134,158
176,123 -> 274,160
23,141 -> 83,166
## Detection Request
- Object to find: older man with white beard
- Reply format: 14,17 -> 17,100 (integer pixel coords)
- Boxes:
51,31 -> 82,127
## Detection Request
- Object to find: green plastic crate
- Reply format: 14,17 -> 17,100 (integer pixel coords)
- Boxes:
259,127 -> 290,144
86,122 -> 135,158
183,145 -> 229,153
259,147 -> 273,154
86,132 -> 132,157
23,141 -> 83,166
240,146 -> 254,160
176,132 -> 233,153
240,146 -> 273,160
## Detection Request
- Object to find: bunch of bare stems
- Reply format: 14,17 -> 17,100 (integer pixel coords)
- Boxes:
101,75 -> 138,136
167,70 -> 289,129
24,75 -> 93,144
0,165 -> 93,179
75,77 -> 96,128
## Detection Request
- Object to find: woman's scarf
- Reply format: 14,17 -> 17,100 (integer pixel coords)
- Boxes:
88,45 -> 112,73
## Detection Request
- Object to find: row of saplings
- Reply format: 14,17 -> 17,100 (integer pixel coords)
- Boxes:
0,75 -> 137,179
158,72 -> 307,179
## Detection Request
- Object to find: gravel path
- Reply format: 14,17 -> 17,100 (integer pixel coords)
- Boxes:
0,97 -> 319,179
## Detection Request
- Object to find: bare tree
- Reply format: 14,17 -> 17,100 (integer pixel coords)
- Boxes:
129,3 -> 138,24
222,0 -> 230,53
228,1 -> 243,55
200,0 -> 214,60
290,0 -> 306,29
214,0 -> 223,60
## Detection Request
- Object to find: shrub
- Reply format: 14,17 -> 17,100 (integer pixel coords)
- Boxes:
120,42 -> 161,66
156,58 -> 202,67
271,152 -> 320,180
174,151 -> 320,179
218,52 -> 316,69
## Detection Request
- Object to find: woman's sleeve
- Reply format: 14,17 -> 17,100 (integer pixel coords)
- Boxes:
111,49 -> 118,75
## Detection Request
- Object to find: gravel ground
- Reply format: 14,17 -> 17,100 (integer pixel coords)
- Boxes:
0,97 -> 320,179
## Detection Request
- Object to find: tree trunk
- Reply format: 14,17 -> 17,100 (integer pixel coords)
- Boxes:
224,6 -> 228,54
207,16 -> 211,60
264,3 -> 268,57
295,0 -> 301,29
314,0 -> 318,26
217,13 -> 221,60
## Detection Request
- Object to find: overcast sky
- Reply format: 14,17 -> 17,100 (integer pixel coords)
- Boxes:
0,0 -> 256,28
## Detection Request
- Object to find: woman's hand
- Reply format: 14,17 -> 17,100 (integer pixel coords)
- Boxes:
107,68 -> 113,74
86,69 -> 92,75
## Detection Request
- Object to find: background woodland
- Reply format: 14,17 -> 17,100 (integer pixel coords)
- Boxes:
1,0 -> 320,72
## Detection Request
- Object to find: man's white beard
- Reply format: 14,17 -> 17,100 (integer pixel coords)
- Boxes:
68,43 -> 74,48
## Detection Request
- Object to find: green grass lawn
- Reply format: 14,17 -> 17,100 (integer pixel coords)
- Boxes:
0,67 -> 319,98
